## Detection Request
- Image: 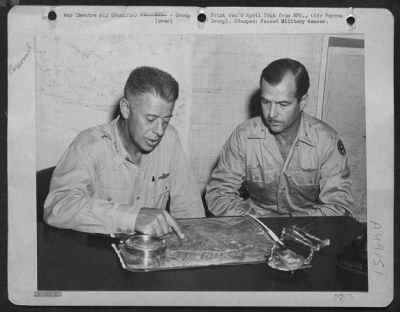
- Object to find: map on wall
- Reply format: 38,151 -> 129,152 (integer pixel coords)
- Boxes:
116,216 -> 275,271
36,33 -> 324,184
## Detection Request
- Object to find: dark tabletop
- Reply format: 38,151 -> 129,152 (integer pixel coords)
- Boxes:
37,216 -> 367,291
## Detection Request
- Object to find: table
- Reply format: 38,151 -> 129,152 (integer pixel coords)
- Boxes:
37,216 -> 367,291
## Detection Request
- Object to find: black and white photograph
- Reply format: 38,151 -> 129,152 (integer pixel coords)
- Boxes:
6,5 -> 394,307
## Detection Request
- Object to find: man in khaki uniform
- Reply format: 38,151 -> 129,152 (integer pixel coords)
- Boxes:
44,66 -> 205,237
206,58 -> 353,217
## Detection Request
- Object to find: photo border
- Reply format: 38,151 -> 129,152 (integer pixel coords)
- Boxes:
5,4 -> 396,309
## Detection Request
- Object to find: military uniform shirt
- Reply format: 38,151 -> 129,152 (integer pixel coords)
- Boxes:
205,113 -> 353,217
44,117 -> 205,234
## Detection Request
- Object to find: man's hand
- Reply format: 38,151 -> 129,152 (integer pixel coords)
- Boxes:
135,208 -> 184,239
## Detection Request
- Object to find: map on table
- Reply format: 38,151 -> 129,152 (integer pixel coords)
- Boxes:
115,216 -> 275,272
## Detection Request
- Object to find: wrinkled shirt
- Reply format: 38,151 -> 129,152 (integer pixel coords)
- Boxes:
206,113 -> 353,217
44,118 -> 205,234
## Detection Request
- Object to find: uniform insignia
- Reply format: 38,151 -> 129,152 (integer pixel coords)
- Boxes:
158,172 -> 170,180
337,139 -> 346,156
102,134 -> 111,140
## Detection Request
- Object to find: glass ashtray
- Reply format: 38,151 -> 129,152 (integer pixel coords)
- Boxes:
121,234 -> 167,269
124,234 -> 167,253
267,244 -> 312,272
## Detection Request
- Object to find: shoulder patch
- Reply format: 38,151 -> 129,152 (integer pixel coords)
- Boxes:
337,139 -> 346,156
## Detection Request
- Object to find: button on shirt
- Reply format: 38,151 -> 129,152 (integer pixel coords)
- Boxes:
205,113 -> 353,217
44,118 -> 205,234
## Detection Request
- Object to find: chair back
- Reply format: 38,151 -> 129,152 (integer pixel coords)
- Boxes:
36,166 -> 55,223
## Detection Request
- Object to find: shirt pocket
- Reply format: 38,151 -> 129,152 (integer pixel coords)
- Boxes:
245,166 -> 278,205
147,176 -> 170,209
96,185 -> 132,204
286,169 -> 320,203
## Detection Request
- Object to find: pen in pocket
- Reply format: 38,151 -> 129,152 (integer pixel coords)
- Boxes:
151,175 -> 157,198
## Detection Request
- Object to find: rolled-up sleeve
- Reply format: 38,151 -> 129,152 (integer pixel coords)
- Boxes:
205,127 -> 254,216
43,143 -> 139,234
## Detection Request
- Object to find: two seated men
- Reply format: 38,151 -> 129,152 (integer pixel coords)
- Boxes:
44,60 -> 353,236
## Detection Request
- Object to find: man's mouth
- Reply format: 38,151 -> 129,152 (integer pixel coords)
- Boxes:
146,138 -> 160,146
267,119 -> 281,125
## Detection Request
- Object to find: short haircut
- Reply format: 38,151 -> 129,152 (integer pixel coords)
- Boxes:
124,66 -> 179,103
260,58 -> 310,101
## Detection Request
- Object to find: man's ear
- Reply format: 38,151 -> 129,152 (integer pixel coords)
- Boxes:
299,94 -> 308,111
119,98 -> 130,119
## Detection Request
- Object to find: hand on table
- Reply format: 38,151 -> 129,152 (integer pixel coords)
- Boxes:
135,207 -> 184,239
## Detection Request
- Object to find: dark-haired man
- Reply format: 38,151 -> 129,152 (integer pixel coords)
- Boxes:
44,66 -> 205,237
206,58 -> 353,217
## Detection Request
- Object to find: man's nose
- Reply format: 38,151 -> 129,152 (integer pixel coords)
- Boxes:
268,103 -> 278,118
153,119 -> 164,137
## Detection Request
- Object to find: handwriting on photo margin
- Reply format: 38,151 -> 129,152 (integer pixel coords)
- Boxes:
369,220 -> 384,275
334,293 -> 354,302
8,43 -> 33,76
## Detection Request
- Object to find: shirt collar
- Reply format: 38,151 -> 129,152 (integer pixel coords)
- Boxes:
110,116 -> 151,169
297,113 -> 316,147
